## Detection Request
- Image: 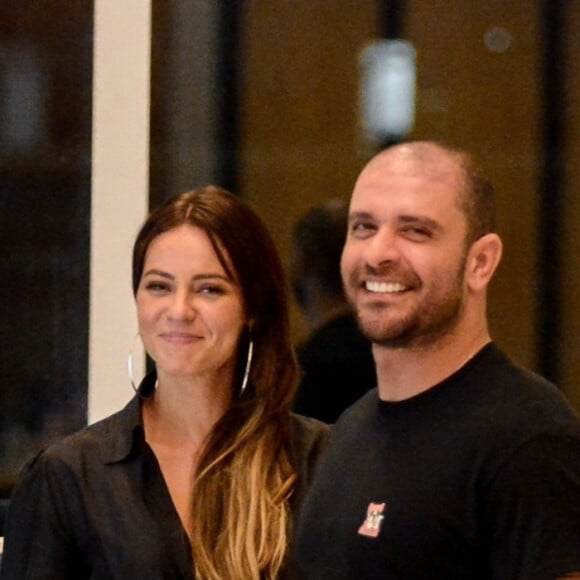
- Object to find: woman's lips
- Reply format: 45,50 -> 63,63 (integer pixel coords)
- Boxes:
159,332 -> 201,345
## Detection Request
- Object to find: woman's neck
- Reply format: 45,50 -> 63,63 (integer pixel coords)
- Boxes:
143,373 -> 232,450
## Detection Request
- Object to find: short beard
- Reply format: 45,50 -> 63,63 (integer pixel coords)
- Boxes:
351,256 -> 467,350
356,291 -> 464,349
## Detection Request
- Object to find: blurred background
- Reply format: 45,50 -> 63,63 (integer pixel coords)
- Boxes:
1,0 -> 579,531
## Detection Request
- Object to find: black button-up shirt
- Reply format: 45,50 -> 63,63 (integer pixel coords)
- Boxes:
1,378 -> 329,579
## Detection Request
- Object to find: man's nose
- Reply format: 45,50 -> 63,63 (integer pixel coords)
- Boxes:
363,227 -> 401,269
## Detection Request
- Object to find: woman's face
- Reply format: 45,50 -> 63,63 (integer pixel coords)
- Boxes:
136,224 -> 247,385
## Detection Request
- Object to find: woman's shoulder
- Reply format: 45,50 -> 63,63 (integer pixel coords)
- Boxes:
26,399 -> 138,474
287,414 -> 331,518
290,413 -> 330,442
289,413 -> 331,470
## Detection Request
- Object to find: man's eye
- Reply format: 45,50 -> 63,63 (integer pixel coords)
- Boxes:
350,222 -> 376,236
403,226 -> 431,240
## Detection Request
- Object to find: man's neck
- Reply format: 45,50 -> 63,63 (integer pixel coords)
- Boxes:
373,330 -> 491,402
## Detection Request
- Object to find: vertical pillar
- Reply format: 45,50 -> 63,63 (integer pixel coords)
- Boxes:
89,0 -> 151,422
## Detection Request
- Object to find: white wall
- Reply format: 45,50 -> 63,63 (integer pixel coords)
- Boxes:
89,0 -> 151,422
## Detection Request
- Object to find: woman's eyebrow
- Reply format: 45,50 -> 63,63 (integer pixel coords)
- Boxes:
142,270 -> 232,282
142,269 -> 173,279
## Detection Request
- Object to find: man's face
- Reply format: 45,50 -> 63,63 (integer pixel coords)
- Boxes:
341,148 -> 471,348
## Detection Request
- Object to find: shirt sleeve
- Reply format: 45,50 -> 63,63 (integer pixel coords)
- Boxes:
0,451 -> 87,579
485,432 -> 580,580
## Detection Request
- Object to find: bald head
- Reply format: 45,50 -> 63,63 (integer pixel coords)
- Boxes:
359,141 -> 496,245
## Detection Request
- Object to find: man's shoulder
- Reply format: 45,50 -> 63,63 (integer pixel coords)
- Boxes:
470,345 -> 579,428
333,388 -> 379,425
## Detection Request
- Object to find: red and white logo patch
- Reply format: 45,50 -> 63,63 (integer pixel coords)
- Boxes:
358,502 -> 386,538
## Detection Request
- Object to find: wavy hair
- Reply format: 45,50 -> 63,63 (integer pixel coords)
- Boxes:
132,186 -> 299,578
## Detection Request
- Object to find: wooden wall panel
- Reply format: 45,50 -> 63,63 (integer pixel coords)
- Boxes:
560,3 -> 580,408
404,1 -> 543,369
406,1 -> 580,407
238,0 -> 379,341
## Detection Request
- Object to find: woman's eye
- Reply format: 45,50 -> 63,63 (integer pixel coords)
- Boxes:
145,281 -> 170,293
198,285 -> 225,296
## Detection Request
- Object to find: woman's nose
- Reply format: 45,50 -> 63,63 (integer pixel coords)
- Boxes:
167,291 -> 195,321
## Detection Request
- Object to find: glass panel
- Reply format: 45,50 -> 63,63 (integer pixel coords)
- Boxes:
150,0 -> 223,207
0,1 -> 93,532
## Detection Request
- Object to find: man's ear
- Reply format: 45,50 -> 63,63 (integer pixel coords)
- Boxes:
466,233 -> 503,292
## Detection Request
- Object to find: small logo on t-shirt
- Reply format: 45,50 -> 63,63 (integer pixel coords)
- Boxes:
358,502 -> 386,538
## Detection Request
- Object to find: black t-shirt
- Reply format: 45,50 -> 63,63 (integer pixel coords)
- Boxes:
295,344 -> 580,580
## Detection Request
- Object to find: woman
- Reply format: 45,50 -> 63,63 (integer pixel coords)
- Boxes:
1,186 -> 329,579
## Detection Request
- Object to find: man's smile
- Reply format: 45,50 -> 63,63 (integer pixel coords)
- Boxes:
364,281 -> 407,293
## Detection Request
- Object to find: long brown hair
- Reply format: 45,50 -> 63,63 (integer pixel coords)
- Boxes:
133,186 -> 299,578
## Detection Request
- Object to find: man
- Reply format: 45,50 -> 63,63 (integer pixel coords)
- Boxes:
295,141 -> 580,579
291,200 -> 376,423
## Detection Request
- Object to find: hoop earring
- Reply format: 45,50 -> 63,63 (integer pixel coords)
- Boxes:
240,339 -> 253,395
127,333 -> 144,395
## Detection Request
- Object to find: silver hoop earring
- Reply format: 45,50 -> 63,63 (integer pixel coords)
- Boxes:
127,333 -> 143,394
240,339 -> 254,395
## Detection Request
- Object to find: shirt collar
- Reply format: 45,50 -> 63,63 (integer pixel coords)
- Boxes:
102,371 -> 157,464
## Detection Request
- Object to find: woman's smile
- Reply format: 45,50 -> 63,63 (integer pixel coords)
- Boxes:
159,331 -> 201,345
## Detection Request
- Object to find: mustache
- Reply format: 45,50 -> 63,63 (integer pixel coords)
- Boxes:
363,263 -> 398,277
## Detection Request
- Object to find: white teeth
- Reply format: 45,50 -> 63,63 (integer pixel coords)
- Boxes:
365,281 -> 406,293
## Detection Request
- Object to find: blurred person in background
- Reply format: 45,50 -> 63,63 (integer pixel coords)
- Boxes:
291,200 -> 376,423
